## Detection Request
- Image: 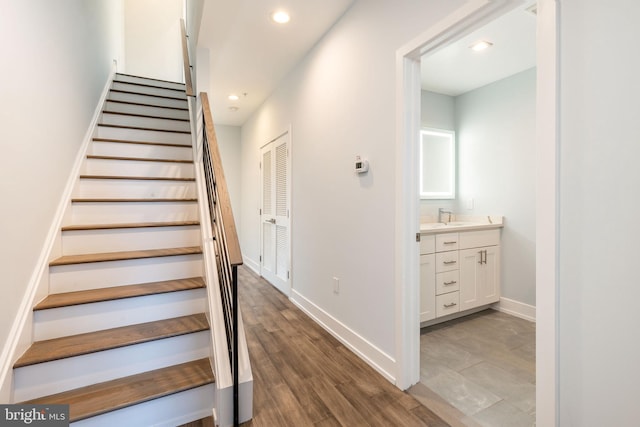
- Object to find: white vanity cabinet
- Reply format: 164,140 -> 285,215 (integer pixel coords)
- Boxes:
419,235 -> 436,322
420,228 -> 500,324
459,230 -> 500,311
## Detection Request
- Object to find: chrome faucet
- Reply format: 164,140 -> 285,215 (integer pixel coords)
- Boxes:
438,208 -> 453,224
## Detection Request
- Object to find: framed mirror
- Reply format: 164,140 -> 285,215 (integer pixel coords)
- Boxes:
420,128 -> 456,199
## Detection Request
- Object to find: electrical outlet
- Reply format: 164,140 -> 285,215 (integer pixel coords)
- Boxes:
333,277 -> 340,294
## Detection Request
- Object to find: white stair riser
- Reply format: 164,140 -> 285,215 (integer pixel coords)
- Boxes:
112,81 -> 187,100
34,289 -> 207,340
101,112 -> 191,132
75,179 -> 196,199
115,74 -> 186,91
83,158 -> 194,179
104,100 -> 189,120
70,384 -> 214,427
89,140 -> 193,161
49,254 -> 203,293
14,332 -> 210,401
96,125 -> 191,145
68,200 -> 199,224
61,226 -> 201,255
108,91 -> 188,109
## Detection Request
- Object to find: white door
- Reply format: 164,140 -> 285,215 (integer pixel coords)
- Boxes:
260,133 -> 290,295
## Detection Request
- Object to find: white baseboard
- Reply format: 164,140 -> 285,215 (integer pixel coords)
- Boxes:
243,256 -> 260,275
0,66 -> 116,402
492,297 -> 536,322
290,289 -> 396,383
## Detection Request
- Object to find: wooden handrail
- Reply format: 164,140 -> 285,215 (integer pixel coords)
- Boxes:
180,18 -> 194,97
201,93 -> 243,266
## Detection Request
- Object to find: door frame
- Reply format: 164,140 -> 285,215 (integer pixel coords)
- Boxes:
394,0 -> 558,425
259,127 -> 293,296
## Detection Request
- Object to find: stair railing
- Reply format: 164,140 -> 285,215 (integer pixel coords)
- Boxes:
181,19 -> 251,427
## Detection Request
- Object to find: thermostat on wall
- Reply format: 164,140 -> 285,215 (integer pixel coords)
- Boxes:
355,156 -> 369,174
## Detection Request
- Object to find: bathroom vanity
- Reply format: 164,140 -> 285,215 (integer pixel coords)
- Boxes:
419,217 -> 503,324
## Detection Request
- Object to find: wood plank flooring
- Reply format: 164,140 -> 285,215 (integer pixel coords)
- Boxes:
237,266 -> 449,427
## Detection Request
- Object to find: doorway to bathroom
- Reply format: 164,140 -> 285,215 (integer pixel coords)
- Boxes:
394,0 -> 558,425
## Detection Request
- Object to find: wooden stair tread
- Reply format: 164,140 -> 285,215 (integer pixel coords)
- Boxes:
179,416 -> 215,427
34,277 -> 206,311
22,358 -> 214,422
79,174 -> 195,181
105,99 -> 189,111
15,314 -> 209,368
110,88 -> 188,101
116,73 -> 186,87
71,197 -> 197,203
87,154 -> 193,163
113,80 -> 187,93
50,246 -> 202,266
102,110 -> 189,122
92,137 -> 191,148
97,123 -> 190,134
62,220 -> 200,231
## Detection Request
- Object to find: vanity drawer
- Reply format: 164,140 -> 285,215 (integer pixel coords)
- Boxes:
435,251 -> 458,273
420,234 -> 435,255
459,229 -> 500,249
436,233 -> 459,252
436,270 -> 459,295
436,291 -> 460,317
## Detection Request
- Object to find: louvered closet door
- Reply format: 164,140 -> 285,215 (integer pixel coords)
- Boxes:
260,133 -> 290,295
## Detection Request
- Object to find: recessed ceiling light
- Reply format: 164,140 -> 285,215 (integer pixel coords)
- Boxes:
470,40 -> 493,52
228,106 -> 239,112
272,11 -> 290,24
228,94 -> 239,101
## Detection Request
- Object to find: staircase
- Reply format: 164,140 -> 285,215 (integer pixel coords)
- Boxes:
12,74 -> 218,426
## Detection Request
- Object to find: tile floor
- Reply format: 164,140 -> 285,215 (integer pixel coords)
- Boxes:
409,309 -> 535,427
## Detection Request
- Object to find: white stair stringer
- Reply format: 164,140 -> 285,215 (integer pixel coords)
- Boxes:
14,330 -> 210,402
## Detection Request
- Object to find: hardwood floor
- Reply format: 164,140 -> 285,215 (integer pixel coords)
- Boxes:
237,266 -> 449,427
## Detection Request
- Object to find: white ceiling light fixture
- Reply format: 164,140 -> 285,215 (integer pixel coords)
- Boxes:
228,106 -> 239,112
271,11 -> 291,24
470,40 -> 493,52
228,94 -> 240,101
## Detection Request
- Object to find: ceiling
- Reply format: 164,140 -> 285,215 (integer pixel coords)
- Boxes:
197,0 -> 355,126
421,3 -> 537,96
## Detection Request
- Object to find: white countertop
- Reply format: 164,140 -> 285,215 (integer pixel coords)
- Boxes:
420,215 -> 504,234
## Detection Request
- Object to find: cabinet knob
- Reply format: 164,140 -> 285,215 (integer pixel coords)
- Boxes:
444,302 -> 457,308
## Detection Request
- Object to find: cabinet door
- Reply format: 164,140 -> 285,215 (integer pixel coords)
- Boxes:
459,246 -> 500,311
459,248 -> 481,311
479,246 -> 500,306
420,254 -> 436,322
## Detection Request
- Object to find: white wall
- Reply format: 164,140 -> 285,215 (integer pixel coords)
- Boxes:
214,125 -> 242,223
124,0 -> 183,82
455,68 -> 536,306
239,0 -> 466,373
0,0 -> 123,391
559,0 -> 640,424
